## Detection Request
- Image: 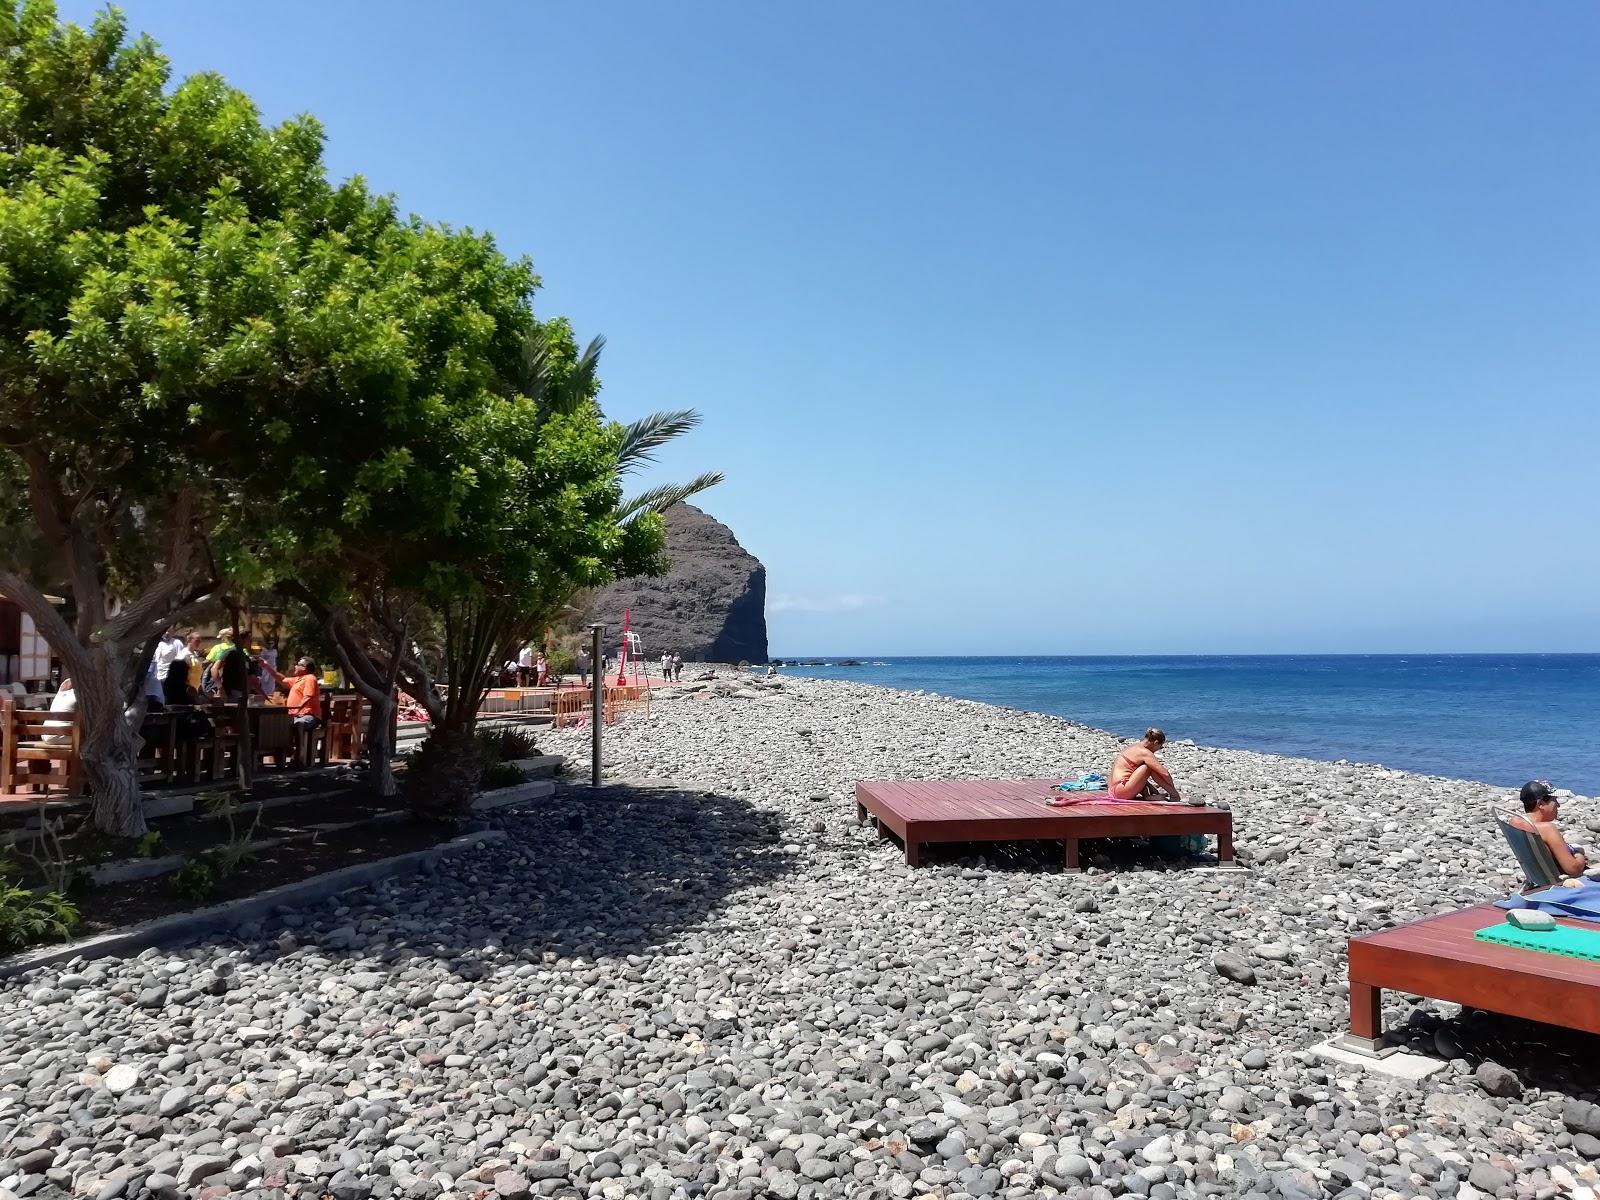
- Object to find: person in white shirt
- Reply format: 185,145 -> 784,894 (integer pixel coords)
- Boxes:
44,677 -> 75,743
517,645 -> 535,686
153,629 -> 186,682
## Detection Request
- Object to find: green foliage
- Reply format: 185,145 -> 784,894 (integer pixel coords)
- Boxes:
475,725 -> 540,765
136,831 -> 165,858
170,854 -> 217,901
201,789 -> 262,868
484,761 -> 527,790
406,729 -> 485,823
0,881 -> 78,952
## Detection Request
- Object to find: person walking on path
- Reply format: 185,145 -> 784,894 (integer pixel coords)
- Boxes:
1108,728 -> 1181,801
576,649 -> 590,688
672,652 -> 684,682
535,653 -> 549,688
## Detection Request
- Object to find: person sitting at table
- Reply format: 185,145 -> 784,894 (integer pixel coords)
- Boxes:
162,658 -> 201,707
183,632 -> 206,692
210,628 -> 251,703
261,656 -> 324,731
1107,727 -> 1182,801
42,677 -> 75,744
1510,780 -> 1588,878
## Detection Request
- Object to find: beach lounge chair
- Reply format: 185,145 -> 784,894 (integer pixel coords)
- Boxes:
1497,814 -> 1565,890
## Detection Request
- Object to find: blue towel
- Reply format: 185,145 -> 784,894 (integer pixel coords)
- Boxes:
1495,879 -> 1600,925
1054,773 -> 1108,793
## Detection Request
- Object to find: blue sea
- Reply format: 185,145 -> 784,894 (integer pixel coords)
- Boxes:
782,655 -> 1600,795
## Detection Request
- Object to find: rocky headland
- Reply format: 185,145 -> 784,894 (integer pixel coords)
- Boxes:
1,674 -> 1596,1200
584,505 -> 767,664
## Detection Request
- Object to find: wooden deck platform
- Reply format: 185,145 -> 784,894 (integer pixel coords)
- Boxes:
854,778 -> 1234,869
1347,902 -> 1600,1050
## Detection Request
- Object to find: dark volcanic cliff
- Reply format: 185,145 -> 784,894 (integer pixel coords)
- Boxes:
585,504 -> 768,663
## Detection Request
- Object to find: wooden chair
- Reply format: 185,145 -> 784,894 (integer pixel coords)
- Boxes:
0,700 -> 82,796
137,711 -> 179,784
291,706 -> 327,769
324,694 -> 365,763
249,706 -> 295,771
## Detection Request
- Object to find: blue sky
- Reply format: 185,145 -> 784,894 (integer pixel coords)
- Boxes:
70,2 -> 1600,654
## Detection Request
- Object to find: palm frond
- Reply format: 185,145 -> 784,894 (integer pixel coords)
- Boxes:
617,409 -> 701,471
618,471 -> 725,521
544,334 -> 606,419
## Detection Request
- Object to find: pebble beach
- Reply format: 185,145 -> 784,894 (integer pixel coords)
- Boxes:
3,673 -> 1599,1200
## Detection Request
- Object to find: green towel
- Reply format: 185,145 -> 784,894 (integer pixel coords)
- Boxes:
1474,921 -> 1600,963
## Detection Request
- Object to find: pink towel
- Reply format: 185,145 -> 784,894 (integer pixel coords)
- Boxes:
1046,792 -> 1120,807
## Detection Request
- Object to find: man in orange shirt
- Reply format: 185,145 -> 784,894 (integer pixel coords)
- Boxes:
262,656 -> 323,731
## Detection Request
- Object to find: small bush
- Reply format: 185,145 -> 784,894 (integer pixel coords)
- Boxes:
0,883 -> 78,952
171,855 -> 218,901
476,726 -> 540,764
484,761 -> 527,790
137,831 -> 165,858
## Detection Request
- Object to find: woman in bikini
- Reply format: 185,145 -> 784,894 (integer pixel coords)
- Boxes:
1108,728 -> 1180,801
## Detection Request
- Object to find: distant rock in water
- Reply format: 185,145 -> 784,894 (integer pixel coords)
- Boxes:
586,503 -> 768,663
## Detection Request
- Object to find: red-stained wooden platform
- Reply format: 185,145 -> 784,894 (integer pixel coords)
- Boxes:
854,778 -> 1234,869
1347,902 -> 1600,1047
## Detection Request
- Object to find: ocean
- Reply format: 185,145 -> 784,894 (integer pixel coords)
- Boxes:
782,655 -> 1600,795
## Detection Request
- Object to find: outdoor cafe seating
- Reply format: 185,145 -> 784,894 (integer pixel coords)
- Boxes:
0,695 -> 80,796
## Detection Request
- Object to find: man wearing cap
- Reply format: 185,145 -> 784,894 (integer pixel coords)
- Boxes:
1513,780 -> 1588,878
262,656 -> 324,731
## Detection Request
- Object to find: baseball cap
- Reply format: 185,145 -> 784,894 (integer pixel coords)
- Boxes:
1520,780 -> 1555,806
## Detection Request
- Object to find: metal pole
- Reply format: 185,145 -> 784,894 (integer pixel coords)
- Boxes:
589,624 -> 603,788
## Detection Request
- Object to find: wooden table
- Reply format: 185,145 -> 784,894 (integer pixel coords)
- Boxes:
854,778 -> 1234,869
1346,902 -> 1600,1053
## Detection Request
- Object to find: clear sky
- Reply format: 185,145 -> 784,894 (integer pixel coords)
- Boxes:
64,2 -> 1600,654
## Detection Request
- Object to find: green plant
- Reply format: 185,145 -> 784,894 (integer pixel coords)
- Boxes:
170,855 -> 218,902
484,761 -> 528,790
5,802 -> 78,895
476,726 -> 540,765
197,791 -> 262,878
136,832 -> 165,858
0,883 -> 79,953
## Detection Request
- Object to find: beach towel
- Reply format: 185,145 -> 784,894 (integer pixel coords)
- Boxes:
1047,792 -> 1121,807
1053,773 -> 1107,792
1496,880 -> 1600,926
1475,921 -> 1600,963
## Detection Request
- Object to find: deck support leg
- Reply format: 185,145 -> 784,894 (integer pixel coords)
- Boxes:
1217,825 -> 1234,864
1336,981 -> 1395,1057
1063,837 -> 1081,874
856,802 -> 867,825
905,840 -> 920,867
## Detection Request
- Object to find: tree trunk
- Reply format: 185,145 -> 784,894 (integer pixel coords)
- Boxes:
72,649 -> 148,838
364,689 -> 397,796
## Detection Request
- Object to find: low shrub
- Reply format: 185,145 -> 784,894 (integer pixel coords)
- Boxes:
484,761 -> 527,790
476,726 -> 540,764
0,882 -> 78,952
170,855 -> 218,901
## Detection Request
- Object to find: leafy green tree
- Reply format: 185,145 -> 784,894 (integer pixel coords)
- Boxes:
0,2 -> 353,834
0,2 -> 553,832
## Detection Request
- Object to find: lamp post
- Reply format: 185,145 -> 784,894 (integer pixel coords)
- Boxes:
588,623 -> 603,788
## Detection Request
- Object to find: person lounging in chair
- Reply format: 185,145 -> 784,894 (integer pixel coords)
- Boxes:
1511,780 -> 1587,877
1108,728 -> 1181,801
